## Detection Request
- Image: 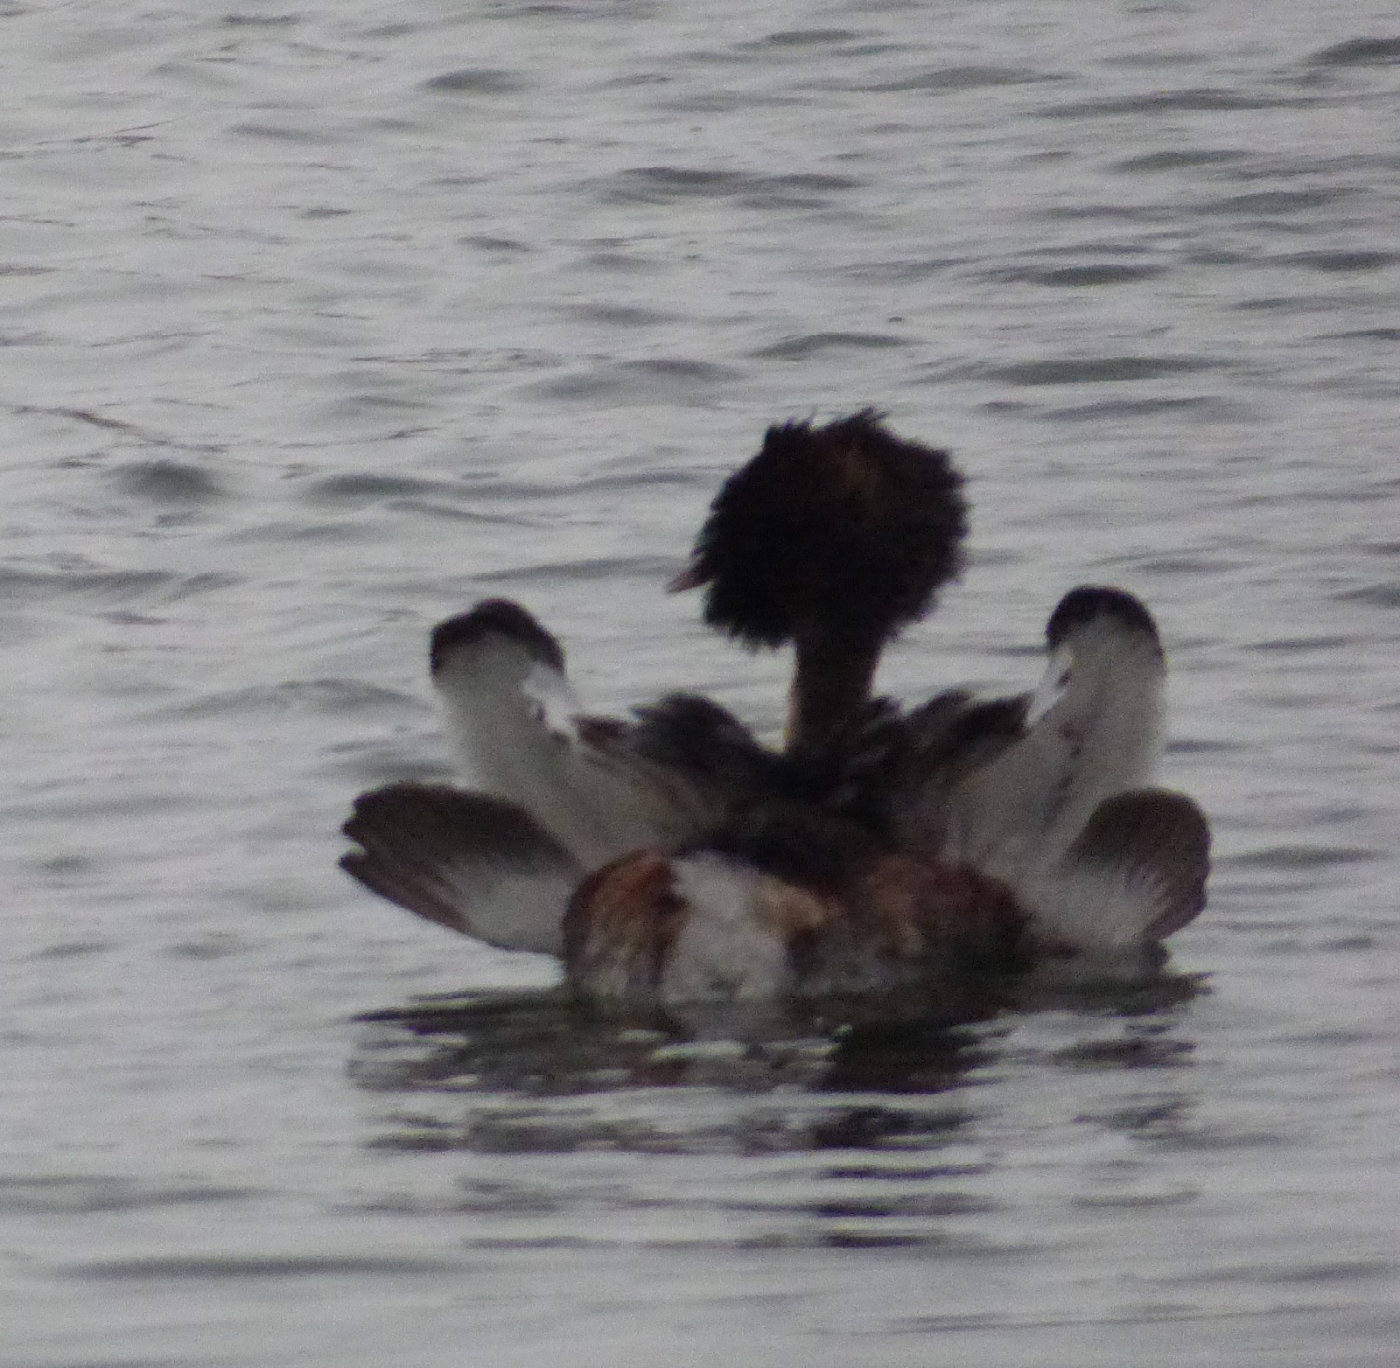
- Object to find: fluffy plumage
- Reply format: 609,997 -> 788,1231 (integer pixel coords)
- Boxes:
676,410 -> 967,649
673,410 -> 967,748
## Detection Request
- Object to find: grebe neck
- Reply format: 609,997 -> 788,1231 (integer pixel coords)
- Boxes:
787,625 -> 882,751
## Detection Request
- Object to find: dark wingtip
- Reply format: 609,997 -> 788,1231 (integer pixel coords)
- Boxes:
341,782 -> 576,942
429,599 -> 566,676
1069,788 -> 1211,939
1045,586 -> 1160,651
685,411 -> 968,650
342,781 -> 569,861
340,842 -> 469,931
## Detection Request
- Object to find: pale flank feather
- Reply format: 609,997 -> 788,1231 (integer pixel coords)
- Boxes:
658,855 -> 799,1004
562,805 -> 1027,1006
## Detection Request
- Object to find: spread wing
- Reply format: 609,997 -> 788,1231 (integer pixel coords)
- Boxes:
341,783 -> 581,956
1021,788 -> 1211,951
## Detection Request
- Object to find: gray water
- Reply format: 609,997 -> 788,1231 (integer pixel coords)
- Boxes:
4,2 -> 1399,1364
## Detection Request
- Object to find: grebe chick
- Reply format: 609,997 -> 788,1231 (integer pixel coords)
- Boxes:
903,587 -> 1166,868
671,410 -> 967,751
428,598 -> 785,869
343,598 -> 819,957
882,586 -> 1209,950
339,707 -> 790,961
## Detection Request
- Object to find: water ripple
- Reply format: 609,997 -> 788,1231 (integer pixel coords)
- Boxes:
870,65 -> 1055,93
1042,88 -> 1305,118
986,356 -> 1220,385
1044,396 -> 1245,423
174,678 -> 414,719
733,29 -> 864,52
1111,148 -> 1249,173
65,1254 -> 463,1281
1278,249 -> 1398,273
1192,189 -> 1338,217
0,564 -> 239,607
599,165 -> 863,206
1333,583 -> 1400,608
751,331 -> 909,360
423,68 -> 530,95
1223,844 -> 1384,870
990,263 -> 1166,287
304,472 -> 466,503
0,1175 -> 259,1215
521,358 -> 742,401
111,458 -> 227,503
1308,36 -> 1400,67
475,553 -> 677,583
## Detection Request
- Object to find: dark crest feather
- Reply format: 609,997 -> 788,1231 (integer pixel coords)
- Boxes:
681,410 -> 968,649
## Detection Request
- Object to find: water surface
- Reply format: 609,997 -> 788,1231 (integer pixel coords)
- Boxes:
4,1 -> 1399,1364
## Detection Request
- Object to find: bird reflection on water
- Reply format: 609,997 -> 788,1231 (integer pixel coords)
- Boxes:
349,967 -> 1205,1158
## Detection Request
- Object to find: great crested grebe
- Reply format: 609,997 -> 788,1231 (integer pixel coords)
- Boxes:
340,412 -> 1208,1002
426,598 -> 742,869
344,786 -> 1028,1002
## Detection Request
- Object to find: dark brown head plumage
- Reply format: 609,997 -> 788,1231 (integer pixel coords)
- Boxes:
429,598 -> 567,677
675,410 -> 968,652
1045,586 -> 1160,652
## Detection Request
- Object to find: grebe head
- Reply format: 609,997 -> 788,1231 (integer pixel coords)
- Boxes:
431,597 -> 566,688
1029,585 -> 1164,724
429,598 -> 578,742
673,411 -> 968,749
673,409 -> 967,649
426,598 -> 609,860
1045,585 -> 1160,652
920,583 -> 1183,937
428,600 -> 794,868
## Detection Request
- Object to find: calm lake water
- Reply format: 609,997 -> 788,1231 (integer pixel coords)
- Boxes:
4,2 -> 1399,1364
